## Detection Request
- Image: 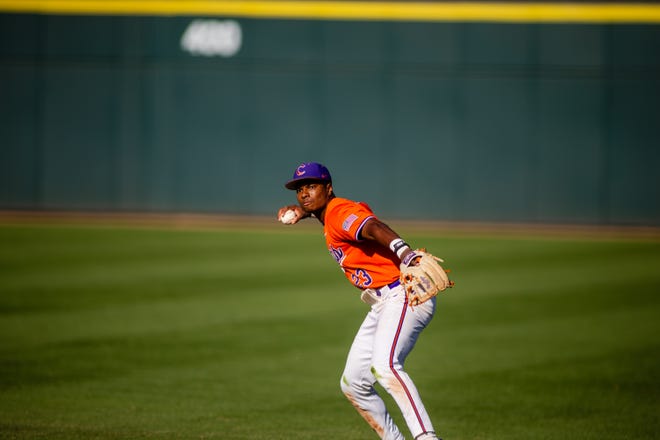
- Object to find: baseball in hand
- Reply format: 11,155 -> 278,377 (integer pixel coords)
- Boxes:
279,209 -> 297,224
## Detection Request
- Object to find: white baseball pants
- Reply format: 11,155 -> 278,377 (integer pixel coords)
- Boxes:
340,284 -> 437,440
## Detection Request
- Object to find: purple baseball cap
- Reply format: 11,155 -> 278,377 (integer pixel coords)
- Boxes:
285,162 -> 332,190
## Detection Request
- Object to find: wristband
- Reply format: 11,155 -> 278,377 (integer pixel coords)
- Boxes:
389,238 -> 411,259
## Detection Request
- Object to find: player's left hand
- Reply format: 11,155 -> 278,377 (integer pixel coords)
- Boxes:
400,249 -> 454,307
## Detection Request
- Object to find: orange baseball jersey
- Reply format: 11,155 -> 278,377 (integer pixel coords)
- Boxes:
324,197 -> 400,289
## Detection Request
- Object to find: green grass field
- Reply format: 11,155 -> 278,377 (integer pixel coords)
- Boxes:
1,222 -> 659,440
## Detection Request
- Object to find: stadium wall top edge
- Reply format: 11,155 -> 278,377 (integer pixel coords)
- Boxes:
1,1 -> 660,24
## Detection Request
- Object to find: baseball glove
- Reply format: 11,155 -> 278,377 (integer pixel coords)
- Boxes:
400,249 -> 454,307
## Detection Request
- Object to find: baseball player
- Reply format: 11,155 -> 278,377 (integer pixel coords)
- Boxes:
277,162 -> 452,440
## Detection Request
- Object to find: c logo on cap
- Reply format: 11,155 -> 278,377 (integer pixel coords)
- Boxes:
296,164 -> 307,177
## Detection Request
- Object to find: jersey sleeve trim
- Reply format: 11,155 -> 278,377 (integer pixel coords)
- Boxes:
354,215 -> 375,241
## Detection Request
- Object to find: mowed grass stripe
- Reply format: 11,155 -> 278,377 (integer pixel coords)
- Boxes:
1,224 -> 658,439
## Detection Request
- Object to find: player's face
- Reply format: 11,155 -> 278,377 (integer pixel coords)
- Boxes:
296,182 -> 333,213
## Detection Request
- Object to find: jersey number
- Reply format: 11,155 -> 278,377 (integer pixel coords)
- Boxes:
352,269 -> 373,288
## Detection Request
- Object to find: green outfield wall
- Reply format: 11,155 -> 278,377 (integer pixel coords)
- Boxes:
1,6 -> 659,225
